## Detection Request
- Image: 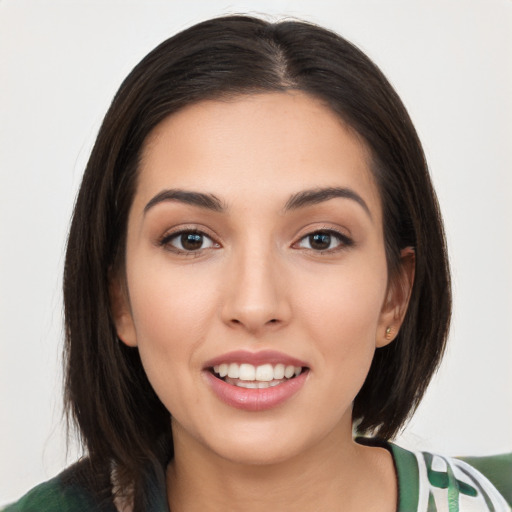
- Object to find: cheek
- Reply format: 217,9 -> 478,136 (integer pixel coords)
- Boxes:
126,259 -> 218,386
299,263 -> 387,336
295,257 -> 388,376
296,269 -> 387,422
129,257 -> 217,332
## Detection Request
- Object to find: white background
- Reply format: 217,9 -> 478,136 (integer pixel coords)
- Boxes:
1,0 -> 511,504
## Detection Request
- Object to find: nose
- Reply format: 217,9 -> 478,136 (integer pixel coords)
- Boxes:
220,243 -> 291,336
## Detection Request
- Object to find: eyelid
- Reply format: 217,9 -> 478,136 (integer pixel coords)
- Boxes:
158,225 -> 222,255
292,227 -> 354,253
156,224 -> 353,255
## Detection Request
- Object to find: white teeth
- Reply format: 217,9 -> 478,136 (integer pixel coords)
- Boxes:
257,381 -> 281,388
237,381 -> 259,389
227,362 -> 239,379
239,363 -> 256,381
218,363 -> 228,378
235,380 -> 283,389
255,364 -> 274,381
213,362 -> 304,382
284,365 -> 295,378
274,363 -> 285,379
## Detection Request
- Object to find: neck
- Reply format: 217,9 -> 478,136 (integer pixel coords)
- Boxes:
166,422 -> 396,512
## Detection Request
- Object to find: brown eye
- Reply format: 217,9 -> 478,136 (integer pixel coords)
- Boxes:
162,230 -> 218,252
296,230 -> 352,252
309,233 -> 332,250
181,233 -> 204,251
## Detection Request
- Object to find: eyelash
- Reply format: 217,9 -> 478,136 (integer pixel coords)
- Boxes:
158,228 -> 353,255
159,229 -> 219,256
294,229 -> 354,253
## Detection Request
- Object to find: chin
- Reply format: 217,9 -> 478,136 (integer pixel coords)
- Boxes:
214,437 -> 306,467
193,417 -> 326,468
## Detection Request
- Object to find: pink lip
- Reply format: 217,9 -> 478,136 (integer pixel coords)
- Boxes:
204,369 -> 308,411
203,350 -> 308,369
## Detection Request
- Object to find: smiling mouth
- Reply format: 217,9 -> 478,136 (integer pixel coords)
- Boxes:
210,362 -> 308,389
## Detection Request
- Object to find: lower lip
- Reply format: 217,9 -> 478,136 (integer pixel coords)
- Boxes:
204,370 -> 308,411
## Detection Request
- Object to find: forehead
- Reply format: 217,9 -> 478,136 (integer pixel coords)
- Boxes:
136,92 -> 381,217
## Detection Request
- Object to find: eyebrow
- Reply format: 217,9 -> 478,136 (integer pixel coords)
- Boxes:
144,186 -> 372,219
144,189 -> 225,214
284,187 -> 372,219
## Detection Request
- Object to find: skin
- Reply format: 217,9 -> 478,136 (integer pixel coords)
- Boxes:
112,92 -> 414,511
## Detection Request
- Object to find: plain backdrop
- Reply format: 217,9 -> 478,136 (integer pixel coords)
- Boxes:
1,0 -> 511,504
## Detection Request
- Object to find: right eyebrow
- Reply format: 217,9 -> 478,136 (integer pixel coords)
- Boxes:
143,189 -> 225,214
284,186 -> 372,220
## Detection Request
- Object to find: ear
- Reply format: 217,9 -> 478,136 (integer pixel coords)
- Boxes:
376,247 -> 415,348
109,272 -> 138,347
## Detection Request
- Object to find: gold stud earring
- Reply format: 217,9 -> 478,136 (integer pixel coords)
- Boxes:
385,326 -> 393,341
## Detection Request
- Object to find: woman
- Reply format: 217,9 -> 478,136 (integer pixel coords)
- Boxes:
5,14 -> 511,512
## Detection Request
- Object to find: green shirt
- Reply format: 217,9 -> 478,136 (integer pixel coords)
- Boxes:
389,443 -> 511,511
4,441 -> 511,511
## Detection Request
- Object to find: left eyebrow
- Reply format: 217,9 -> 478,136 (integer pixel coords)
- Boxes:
284,187 -> 372,219
144,189 -> 225,214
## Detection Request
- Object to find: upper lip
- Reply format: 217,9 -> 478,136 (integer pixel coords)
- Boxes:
203,350 -> 308,369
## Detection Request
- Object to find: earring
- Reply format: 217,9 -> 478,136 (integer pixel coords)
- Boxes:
385,326 -> 393,341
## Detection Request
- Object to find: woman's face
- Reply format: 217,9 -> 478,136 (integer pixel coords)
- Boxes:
114,92 -> 406,465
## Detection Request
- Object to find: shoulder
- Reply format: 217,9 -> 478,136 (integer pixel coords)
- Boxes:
2,462 -> 117,512
389,442 -> 512,512
458,453 -> 512,507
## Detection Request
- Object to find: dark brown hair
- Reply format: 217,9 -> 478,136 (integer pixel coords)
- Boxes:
63,14 -> 451,508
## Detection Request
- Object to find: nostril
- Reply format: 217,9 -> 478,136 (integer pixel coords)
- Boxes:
227,317 -> 282,331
